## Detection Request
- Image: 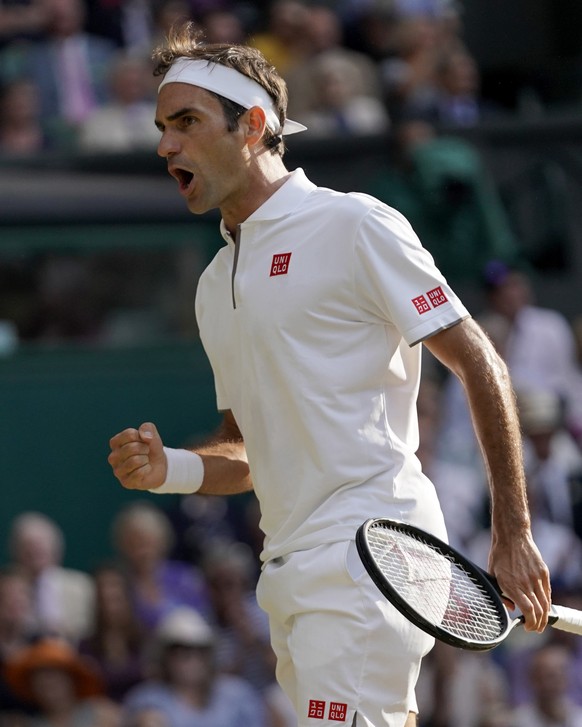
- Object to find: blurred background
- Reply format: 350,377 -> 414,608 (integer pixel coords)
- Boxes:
1,2 -> 582,726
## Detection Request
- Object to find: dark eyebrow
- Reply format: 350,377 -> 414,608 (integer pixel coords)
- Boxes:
155,107 -> 199,131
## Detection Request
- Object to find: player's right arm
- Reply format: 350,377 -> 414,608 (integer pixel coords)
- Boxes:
108,409 -> 252,495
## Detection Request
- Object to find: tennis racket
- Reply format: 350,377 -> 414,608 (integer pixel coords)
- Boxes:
356,517 -> 582,651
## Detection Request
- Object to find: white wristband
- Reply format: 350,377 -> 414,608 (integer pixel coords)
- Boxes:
148,447 -> 204,494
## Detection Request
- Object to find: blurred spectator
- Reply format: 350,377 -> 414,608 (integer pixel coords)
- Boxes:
294,50 -> 390,137
123,606 -> 267,727
479,261 -> 582,445
0,78 -> 45,155
342,5 -> 398,63
416,640 -> 512,727
148,0 -> 197,51
0,0 -> 47,49
516,388 -> 582,532
78,564 -> 148,703
416,376 -> 488,550
202,540 -> 299,727
202,541 -> 273,692
285,4 -> 384,121
0,567 -> 38,720
86,0 -> 155,53
378,13 -> 443,120
111,501 -> 212,630
248,0 -> 311,77
199,9 -> 246,44
509,643 -> 582,727
3,636 -> 122,726
1,0 -> 116,148
365,121 -> 519,283
77,52 -> 158,153
399,43 -> 487,127
8,512 -> 95,644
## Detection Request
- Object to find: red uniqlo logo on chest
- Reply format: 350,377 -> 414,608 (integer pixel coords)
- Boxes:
427,286 -> 448,307
270,252 -> 292,276
308,700 -> 326,719
328,702 -> 348,721
412,294 -> 431,314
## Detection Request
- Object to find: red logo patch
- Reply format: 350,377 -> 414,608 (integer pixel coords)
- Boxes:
427,286 -> 448,307
412,295 -> 431,314
329,702 -> 348,722
270,252 -> 292,276
308,700 -> 326,719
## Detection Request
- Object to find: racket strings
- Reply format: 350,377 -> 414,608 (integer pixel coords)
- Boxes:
368,525 -> 506,643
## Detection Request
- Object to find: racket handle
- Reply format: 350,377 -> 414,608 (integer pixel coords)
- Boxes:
549,604 -> 582,635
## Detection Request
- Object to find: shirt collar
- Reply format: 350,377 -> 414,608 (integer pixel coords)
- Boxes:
219,168 -> 315,242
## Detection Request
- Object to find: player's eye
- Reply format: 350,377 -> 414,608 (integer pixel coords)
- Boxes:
179,115 -> 197,129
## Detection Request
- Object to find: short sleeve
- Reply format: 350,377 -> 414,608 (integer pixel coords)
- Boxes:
354,204 -> 470,345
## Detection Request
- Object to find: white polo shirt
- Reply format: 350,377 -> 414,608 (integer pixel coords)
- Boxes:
196,168 -> 470,562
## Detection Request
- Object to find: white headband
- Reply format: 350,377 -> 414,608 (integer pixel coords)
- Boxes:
158,58 -> 307,136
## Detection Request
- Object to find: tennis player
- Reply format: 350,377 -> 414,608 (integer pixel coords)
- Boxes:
108,23 -> 551,727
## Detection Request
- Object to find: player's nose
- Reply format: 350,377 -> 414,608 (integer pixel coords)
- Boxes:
157,129 -> 180,158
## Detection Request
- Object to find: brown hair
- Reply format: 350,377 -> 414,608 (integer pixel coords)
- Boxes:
153,22 -> 289,155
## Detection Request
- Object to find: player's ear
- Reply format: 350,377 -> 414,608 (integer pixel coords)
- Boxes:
243,106 -> 268,147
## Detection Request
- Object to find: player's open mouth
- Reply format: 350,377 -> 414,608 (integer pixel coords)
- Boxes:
171,167 -> 195,192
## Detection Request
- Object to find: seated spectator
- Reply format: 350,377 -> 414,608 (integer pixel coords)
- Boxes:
516,388 -> 582,532
1,0 -> 116,149
77,52 -> 159,153
111,501 -> 211,630
503,586 -> 582,711
399,43 -> 490,128
86,0 -> 155,53
509,643 -> 582,727
3,636 -> 122,726
0,567 -> 39,720
202,541 -> 273,691
123,606 -> 267,727
0,79 -> 46,155
78,564 -> 148,703
295,50 -> 390,137
285,4 -> 383,120
248,0 -> 311,77
416,376 -> 488,550
378,13 -> 442,121
479,261 -> 582,443
365,122 -> 519,283
0,0 -> 48,49
199,9 -> 247,44
8,512 -> 95,644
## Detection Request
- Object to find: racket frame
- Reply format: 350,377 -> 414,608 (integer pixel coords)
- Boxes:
356,518 -> 514,651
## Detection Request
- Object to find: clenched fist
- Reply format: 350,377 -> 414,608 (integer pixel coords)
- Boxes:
108,422 -> 167,490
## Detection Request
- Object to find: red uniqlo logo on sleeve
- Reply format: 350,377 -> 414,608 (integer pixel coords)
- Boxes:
427,286 -> 448,307
412,294 -> 431,314
328,702 -> 348,721
308,700 -> 326,719
270,252 -> 292,276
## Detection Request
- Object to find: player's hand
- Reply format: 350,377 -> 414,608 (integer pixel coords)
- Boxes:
108,422 -> 167,490
489,532 -> 551,633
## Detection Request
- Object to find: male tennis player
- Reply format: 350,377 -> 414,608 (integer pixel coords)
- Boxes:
108,23 -> 551,727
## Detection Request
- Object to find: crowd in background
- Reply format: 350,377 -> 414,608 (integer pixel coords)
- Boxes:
0,0 -> 546,155
1,0 -> 582,725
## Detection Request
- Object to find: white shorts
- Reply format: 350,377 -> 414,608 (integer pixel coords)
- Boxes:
256,539 -> 434,727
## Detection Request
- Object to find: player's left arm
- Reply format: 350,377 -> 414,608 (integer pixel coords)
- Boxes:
423,317 -> 551,632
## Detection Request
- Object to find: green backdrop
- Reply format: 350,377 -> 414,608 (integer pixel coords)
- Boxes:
0,342 -> 221,571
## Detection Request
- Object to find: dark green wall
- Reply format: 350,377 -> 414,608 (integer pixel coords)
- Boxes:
0,342 -> 221,571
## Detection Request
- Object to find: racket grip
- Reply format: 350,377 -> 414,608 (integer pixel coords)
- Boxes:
549,604 -> 582,635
